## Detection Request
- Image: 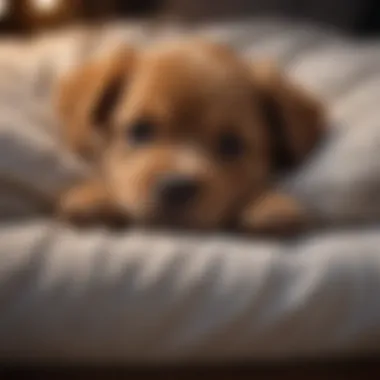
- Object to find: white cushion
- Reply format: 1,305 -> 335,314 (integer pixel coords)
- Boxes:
1,19 -> 380,363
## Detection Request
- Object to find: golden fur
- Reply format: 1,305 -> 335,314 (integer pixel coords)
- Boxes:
56,39 -> 325,232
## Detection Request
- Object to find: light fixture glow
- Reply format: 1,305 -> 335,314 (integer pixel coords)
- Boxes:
31,0 -> 61,13
0,0 -> 9,19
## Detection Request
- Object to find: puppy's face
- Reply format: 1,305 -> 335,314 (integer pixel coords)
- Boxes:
57,40 -> 324,228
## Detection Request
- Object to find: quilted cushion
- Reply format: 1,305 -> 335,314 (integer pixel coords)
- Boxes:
1,19 -> 380,364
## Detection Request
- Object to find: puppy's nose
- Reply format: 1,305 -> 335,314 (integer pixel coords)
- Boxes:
156,175 -> 200,210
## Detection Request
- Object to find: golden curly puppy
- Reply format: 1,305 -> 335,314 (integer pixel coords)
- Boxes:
56,39 -> 325,232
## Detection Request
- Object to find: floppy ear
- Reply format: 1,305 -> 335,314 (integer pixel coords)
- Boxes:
55,46 -> 136,160
252,61 -> 326,174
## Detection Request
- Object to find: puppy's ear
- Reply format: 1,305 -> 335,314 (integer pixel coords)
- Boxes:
252,61 -> 325,174
56,46 -> 136,159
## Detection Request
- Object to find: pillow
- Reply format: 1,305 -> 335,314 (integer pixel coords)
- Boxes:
1,19 -> 380,364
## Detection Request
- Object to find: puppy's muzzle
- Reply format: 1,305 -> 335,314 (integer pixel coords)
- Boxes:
155,174 -> 200,213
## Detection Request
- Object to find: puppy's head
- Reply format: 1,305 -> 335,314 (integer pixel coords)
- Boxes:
56,40 -> 325,228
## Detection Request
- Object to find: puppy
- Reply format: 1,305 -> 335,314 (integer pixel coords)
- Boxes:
56,39 -> 325,232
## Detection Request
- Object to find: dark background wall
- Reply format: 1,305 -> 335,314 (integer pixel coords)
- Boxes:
0,0 -> 379,36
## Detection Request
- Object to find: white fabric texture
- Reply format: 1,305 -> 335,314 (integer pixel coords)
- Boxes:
1,20 -> 380,364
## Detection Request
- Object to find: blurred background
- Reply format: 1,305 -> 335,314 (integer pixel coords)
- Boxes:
1,0 -> 380,36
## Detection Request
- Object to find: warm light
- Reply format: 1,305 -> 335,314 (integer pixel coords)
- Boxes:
31,0 -> 61,13
0,0 -> 9,19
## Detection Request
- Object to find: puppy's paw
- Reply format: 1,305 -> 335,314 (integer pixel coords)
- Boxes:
57,179 -> 128,228
240,191 -> 309,235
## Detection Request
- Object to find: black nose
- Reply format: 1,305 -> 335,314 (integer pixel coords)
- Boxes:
156,175 -> 200,210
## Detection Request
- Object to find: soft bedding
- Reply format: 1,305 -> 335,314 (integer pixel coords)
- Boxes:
1,20 -> 380,363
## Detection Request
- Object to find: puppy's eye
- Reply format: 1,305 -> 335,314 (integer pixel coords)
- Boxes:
217,132 -> 245,160
128,120 -> 154,144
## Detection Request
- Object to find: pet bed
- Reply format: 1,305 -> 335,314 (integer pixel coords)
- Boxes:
1,19 -> 380,364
